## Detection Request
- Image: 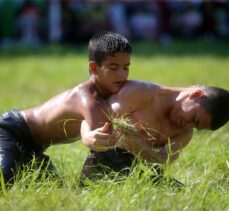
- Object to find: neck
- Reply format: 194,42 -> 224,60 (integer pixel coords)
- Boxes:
90,77 -> 111,98
157,87 -> 183,112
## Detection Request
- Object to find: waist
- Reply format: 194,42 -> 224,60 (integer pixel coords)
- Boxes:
0,109 -> 43,152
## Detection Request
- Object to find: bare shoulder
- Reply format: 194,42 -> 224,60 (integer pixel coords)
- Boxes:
73,80 -> 107,111
72,80 -> 109,128
108,80 -> 162,113
67,80 -> 96,105
119,80 -> 161,95
110,80 -> 161,102
50,81 -> 94,113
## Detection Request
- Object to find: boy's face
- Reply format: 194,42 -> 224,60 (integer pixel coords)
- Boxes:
92,52 -> 131,95
170,92 -> 211,130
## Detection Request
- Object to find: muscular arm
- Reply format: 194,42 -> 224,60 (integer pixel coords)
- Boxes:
123,129 -> 193,164
153,129 -> 193,163
81,80 -> 160,151
81,97 -> 109,129
79,91 -> 116,151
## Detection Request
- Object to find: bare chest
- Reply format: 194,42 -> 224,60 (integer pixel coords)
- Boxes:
129,109 -> 180,147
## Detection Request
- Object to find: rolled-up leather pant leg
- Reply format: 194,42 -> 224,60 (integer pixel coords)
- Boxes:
0,128 -> 20,183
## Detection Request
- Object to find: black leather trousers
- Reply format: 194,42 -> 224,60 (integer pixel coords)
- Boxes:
0,110 -> 57,184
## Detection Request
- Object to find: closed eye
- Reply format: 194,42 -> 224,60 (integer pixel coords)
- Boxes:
124,65 -> 130,71
109,65 -> 118,70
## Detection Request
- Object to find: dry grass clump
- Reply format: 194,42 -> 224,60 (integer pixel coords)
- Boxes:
106,112 -> 175,164
106,113 -> 142,147
106,113 -> 162,157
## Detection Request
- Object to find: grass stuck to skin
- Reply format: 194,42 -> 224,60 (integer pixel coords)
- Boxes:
0,42 -> 229,210
107,113 -> 139,144
108,112 -> 174,165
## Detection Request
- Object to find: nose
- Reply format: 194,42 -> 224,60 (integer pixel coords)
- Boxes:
118,68 -> 128,79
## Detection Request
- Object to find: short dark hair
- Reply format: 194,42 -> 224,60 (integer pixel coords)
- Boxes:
200,86 -> 229,130
88,31 -> 132,66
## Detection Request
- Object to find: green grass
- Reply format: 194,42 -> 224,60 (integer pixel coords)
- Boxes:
0,41 -> 229,210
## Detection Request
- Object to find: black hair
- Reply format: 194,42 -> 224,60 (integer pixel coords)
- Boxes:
200,86 -> 229,130
88,31 -> 132,66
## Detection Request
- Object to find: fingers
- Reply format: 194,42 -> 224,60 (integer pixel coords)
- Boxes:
94,131 -> 111,139
97,122 -> 109,133
93,136 -> 115,147
91,135 -> 118,152
84,122 -> 118,152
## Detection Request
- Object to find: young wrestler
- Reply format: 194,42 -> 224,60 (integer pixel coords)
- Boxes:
0,31 -> 132,184
80,80 -> 229,181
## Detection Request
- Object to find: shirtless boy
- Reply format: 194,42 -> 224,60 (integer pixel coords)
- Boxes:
0,31 -> 132,183
80,80 -> 229,181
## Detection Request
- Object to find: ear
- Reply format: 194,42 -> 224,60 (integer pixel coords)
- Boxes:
89,61 -> 97,75
189,90 -> 204,99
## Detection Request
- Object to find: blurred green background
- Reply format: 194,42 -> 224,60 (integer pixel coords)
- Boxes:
0,41 -> 229,210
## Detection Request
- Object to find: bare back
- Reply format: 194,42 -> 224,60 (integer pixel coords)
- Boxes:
22,80 -> 108,147
108,80 -> 192,161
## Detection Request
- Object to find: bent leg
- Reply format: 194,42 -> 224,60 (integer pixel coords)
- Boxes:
0,128 -> 21,184
80,148 -> 135,183
32,152 -> 61,181
80,148 -> 184,188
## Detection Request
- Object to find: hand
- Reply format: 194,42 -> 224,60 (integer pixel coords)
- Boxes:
81,121 -> 116,152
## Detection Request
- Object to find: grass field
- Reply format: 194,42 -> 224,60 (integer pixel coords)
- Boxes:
0,40 -> 229,211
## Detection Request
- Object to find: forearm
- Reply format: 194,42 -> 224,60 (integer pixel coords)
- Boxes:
143,131 -> 192,163
80,120 -> 92,146
119,136 -> 176,164
136,144 -> 179,164
122,130 -> 193,164
150,145 -> 179,164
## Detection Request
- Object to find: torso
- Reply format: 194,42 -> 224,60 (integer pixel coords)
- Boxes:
22,80 -> 104,147
108,80 -> 185,153
129,101 -> 182,147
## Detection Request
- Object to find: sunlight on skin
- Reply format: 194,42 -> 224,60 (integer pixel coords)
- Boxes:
0,43 -> 229,210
